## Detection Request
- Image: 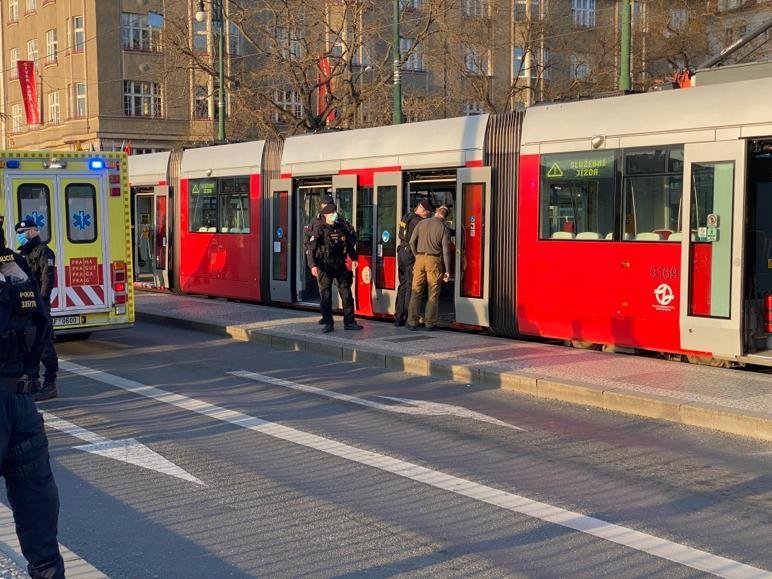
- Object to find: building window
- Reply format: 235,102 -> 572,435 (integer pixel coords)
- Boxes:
271,90 -> 303,123
400,37 -> 424,71
464,45 -> 489,75
122,12 -> 160,51
402,0 -> 423,8
45,29 -> 57,64
571,0 -> 595,28
72,16 -> 84,52
463,102 -> 485,116
275,26 -> 302,60
463,0 -> 488,17
193,85 -> 209,119
9,0 -> 19,22
9,48 -> 19,78
570,54 -> 590,80
669,9 -> 687,32
26,38 -> 38,62
123,80 -> 162,117
513,47 -> 544,81
228,22 -> 242,56
72,82 -> 86,118
25,0 -> 35,13
514,0 -> 541,21
192,19 -> 208,53
11,104 -> 23,133
47,91 -> 60,123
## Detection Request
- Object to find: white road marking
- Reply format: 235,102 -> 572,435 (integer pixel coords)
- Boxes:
0,503 -> 106,578
43,411 -> 205,486
230,370 -> 525,431
61,360 -> 770,578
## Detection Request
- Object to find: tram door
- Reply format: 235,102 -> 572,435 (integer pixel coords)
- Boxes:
133,187 -> 169,289
332,175 -> 371,314
297,185 -> 329,303
455,167 -> 492,327
372,173 -> 402,314
680,141 -> 746,359
269,178 -> 292,303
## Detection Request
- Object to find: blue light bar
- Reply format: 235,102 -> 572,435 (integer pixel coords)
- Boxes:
88,158 -> 105,170
5,160 -> 20,169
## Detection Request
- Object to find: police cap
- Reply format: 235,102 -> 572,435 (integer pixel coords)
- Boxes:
321,203 -> 337,215
418,198 -> 435,213
15,219 -> 37,232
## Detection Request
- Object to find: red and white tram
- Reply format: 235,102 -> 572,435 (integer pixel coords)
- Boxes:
129,75 -> 772,367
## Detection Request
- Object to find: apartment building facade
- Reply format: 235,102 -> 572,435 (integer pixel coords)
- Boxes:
1,0 -> 770,152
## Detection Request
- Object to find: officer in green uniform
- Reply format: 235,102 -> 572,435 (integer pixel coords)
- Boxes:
307,204 -> 363,333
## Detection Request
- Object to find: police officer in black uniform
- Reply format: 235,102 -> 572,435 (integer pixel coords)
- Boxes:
304,194 -> 335,325
394,198 -> 434,326
15,220 -> 58,401
0,215 -> 66,579
307,203 -> 363,333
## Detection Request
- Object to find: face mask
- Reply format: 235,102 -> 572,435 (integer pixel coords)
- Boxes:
16,232 -> 28,247
325,212 -> 338,225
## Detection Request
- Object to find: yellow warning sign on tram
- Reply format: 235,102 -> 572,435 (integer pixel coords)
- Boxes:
546,163 -> 564,178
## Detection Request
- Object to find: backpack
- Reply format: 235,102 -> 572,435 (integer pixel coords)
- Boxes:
0,277 -> 40,378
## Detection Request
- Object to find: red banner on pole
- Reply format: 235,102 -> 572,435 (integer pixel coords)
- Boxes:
17,60 -> 39,125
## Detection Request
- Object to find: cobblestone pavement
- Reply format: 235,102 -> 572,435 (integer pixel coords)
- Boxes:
134,292 -> 772,440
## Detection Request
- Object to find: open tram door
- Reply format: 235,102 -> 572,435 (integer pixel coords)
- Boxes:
133,186 -> 169,289
269,178 -> 293,303
372,172 -> 403,315
333,174 -> 372,315
680,141 -> 746,362
454,167 -> 492,327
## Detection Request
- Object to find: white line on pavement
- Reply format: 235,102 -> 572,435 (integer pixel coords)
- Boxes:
42,411 -> 205,486
229,369 -> 525,430
60,360 -> 770,579
0,503 -> 106,578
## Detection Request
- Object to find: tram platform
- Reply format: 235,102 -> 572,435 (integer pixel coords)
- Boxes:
134,292 -> 772,442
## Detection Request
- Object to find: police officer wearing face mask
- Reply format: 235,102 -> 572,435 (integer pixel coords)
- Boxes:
305,194 -> 335,325
307,203 -> 363,333
0,215 -> 66,579
15,220 -> 58,401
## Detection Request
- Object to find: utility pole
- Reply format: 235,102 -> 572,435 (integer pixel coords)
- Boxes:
619,0 -> 632,91
392,0 -> 402,124
196,0 -> 226,143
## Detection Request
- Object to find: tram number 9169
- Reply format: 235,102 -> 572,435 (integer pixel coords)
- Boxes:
650,266 -> 679,280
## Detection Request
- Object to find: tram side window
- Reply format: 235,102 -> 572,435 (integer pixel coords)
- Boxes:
219,177 -> 250,233
356,187 -> 373,257
65,184 -> 97,243
539,151 -> 615,240
622,147 -> 683,241
17,183 -> 52,243
189,178 -> 218,232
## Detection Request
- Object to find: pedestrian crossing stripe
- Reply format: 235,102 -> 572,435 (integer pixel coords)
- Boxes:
546,162 -> 563,177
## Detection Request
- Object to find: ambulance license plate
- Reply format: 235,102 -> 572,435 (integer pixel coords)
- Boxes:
53,316 -> 81,327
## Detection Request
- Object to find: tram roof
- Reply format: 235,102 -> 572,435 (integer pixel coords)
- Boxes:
181,140 -> 265,178
521,76 -> 772,153
128,151 -> 170,186
281,114 -> 489,176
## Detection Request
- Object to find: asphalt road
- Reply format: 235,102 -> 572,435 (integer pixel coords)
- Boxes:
3,321 -> 770,578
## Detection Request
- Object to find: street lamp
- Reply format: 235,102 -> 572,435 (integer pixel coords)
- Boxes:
195,0 -> 226,143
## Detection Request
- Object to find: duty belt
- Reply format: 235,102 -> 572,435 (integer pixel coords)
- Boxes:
0,378 -> 35,394
416,252 -> 441,257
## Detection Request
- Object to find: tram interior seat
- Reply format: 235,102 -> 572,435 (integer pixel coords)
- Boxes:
207,227 -> 217,232
635,232 -> 662,241
551,231 -> 575,239
198,227 -> 208,232
668,232 -> 683,241
605,232 -> 633,240
576,232 -> 600,240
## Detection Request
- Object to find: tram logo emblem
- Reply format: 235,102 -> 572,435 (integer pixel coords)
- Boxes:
546,163 -> 564,178
654,283 -> 674,307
